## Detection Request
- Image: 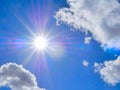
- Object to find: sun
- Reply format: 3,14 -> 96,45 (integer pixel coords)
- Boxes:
33,36 -> 48,51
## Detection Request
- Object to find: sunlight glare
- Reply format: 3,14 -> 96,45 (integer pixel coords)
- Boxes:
33,36 -> 48,50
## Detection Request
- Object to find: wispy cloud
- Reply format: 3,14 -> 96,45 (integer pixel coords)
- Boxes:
84,37 -> 92,45
0,63 -> 46,90
94,56 -> 120,85
55,0 -> 120,49
82,60 -> 89,67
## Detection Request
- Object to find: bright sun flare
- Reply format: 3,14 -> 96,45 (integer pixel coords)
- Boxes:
33,36 -> 48,50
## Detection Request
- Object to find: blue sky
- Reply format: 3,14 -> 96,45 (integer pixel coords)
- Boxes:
0,0 -> 120,90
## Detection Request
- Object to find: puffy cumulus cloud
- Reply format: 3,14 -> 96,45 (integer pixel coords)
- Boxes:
0,63 -> 46,90
55,0 -> 120,49
94,56 -> 120,85
84,37 -> 92,44
82,60 -> 89,67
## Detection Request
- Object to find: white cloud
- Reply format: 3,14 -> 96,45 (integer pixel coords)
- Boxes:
84,37 -> 92,44
82,60 -> 89,67
55,0 -> 120,49
0,63 -> 46,90
94,56 -> 120,85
